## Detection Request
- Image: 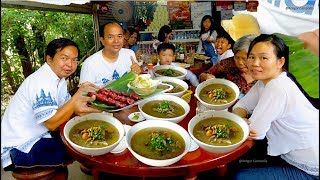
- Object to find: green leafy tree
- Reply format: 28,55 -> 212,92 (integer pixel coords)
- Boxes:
1,8 -> 94,116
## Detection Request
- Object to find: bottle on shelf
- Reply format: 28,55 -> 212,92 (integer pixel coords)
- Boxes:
179,45 -> 184,60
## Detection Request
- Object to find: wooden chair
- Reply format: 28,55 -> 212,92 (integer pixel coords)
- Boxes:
11,166 -> 68,180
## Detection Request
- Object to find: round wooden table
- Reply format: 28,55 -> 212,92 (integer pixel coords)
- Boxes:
60,87 -> 254,180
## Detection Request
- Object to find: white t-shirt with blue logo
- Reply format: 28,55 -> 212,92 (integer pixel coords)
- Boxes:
256,0 -> 319,36
79,48 -> 137,87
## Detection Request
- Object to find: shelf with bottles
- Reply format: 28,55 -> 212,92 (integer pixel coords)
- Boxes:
139,28 -> 200,34
138,38 -> 199,45
138,29 -> 200,45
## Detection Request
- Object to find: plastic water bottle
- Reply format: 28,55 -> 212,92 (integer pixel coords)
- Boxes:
147,63 -> 154,78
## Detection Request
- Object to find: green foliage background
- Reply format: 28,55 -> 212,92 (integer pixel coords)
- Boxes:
1,8 -> 95,116
275,33 -> 319,99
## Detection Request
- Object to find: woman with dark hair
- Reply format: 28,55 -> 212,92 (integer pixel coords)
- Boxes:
153,25 -> 174,52
197,15 -> 230,65
125,27 -> 142,61
232,34 -> 319,179
157,25 -> 174,43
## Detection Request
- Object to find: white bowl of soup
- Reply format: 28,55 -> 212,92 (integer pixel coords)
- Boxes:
138,94 -> 190,123
64,113 -> 125,156
188,110 -> 249,154
153,65 -> 187,80
194,78 -> 240,110
155,76 -> 188,97
126,120 -> 191,167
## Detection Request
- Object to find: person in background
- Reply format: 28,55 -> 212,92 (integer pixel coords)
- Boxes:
126,27 -> 142,62
232,34 -> 319,179
156,43 -> 199,86
80,22 -> 142,87
136,19 -> 147,31
123,28 -> 130,49
199,34 -> 257,97
197,15 -> 231,65
153,25 -> 174,52
1,38 -> 101,171
215,32 -> 235,62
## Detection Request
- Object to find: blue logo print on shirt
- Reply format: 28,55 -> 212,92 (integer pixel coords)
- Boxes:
112,70 -> 120,80
102,78 -> 109,84
102,70 -> 127,85
32,89 -> 57,109
267,0 -> 315,15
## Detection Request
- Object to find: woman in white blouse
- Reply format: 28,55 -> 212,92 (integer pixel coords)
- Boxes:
232,34 -> 319,179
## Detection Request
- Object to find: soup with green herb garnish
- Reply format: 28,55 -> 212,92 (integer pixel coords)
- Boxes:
131,127 -> 185,160
69,120 -> 119,148
142,100 -> 185,118
193,117 -> 243,146
199,84 -> 236,104
155,69 -> 184,77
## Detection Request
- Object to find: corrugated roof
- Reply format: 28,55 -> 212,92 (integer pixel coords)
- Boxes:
1,0 -> 93,14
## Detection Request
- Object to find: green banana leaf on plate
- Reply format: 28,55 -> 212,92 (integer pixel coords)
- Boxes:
90,72 -> 171,112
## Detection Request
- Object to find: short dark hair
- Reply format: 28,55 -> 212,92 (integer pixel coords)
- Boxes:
45,38 -> 79,59
216,32 -> 235,49
157,43 -> 175,54
99,22 -> 123,37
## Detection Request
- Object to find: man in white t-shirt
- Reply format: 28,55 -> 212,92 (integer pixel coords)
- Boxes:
1,38 -> 101,170
79,22 -> 142,87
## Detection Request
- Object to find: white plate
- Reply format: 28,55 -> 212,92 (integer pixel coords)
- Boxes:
172,62 -> 191,69
128,112 -> 145,122
194,54 -> 210,60
110,125 -> 132,154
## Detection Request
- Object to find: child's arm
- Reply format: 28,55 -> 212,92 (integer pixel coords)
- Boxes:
186,70 -> 199,86
196,41 -> 203,54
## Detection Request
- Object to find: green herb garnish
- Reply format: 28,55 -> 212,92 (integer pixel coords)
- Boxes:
87,126 -> 106,140
163,69 -> 174,76
132,113 -> 139,120
148,131 -> 175,155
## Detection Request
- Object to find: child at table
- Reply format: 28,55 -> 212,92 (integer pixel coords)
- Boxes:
215,32 -> 235,62
156,43 -> 199,86
197,15 -> 230,65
